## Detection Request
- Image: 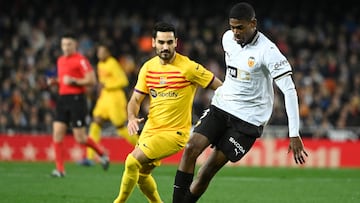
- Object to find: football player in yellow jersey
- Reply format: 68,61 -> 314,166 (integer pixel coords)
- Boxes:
79,44 -> 138,167
112,22 -> 222,203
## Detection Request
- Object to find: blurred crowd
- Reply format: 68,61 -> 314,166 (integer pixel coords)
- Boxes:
0,0 -> 359,139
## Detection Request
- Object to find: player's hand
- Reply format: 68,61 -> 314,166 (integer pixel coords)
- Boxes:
127,117 -> 144,135
288,136 -> 308,164
97,83 -> 105,92
46,77 -> 57,86
63,75 -> 77,85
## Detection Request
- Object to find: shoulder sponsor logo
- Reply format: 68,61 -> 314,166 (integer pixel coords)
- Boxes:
273,60 -> 289,69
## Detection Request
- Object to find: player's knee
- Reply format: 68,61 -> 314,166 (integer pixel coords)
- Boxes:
74,134 -> 87,144
137,173 -> 150,185
183,141 -> 202,159
125,154 -> 142,171
184,133 -> 209,156
140,163 -> 156,174
92,117 -> 104,126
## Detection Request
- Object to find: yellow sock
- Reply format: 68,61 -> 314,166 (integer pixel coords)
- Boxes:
138,173 -> 162,203
87,122 -> 101,160
117,127 -> 138,146
113,154 -> 141,203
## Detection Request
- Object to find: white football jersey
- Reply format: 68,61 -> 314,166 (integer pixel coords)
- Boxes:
212,30 -> 292,126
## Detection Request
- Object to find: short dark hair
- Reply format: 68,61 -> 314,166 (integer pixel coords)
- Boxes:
152,22 -> 177,38
61,31 -> 78,40
97,42 -> 111,51
229,2 -> 256,21
97,43 -> 114,56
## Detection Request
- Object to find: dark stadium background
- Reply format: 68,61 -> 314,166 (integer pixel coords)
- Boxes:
0,0 -> 359,138
1,2 -> 359,203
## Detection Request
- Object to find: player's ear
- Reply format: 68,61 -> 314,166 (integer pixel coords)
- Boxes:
174,38 -> 178,48
250,18 -> 257,28
152,38 -> 156,48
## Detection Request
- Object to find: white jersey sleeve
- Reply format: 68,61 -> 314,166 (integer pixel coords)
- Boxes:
262,40 -> 292,81
275,75 -> 300,137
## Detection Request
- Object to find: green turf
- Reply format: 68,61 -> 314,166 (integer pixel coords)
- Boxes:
0,162 -> 359,203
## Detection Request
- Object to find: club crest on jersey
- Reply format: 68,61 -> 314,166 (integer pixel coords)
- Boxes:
248,56 -> 255,67
159,76 -> 167,84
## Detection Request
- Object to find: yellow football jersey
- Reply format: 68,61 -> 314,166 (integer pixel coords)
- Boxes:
135,53 -> 214,134
93,56 -> 128,124
97,56 -> 128,90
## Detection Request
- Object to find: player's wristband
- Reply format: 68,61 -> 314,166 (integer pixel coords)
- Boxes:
70,79 -> 78,86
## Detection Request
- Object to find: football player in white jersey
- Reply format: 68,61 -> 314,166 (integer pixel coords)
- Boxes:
172,2 -> 308,203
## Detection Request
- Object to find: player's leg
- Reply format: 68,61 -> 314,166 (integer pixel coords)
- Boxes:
137,162 -> 162,203
172,132 -> 210,203
110,95 -> 138,146
138,131 -> 185,203
73,127 -> 107,156
173,106 -> 228,203
183,149 -> 228,202
51,121 -> 67,177
82,94 -> 108,164
51,95 -> 69,177
72,95 -> 109,170
84,116 -> 103,164
114,131 -> 183,203
113,148 -> 150,203
74,126 -> 109,170
183,123 -> 259,202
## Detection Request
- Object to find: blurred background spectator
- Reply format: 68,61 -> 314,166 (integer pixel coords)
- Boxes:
0,0 -> 359,140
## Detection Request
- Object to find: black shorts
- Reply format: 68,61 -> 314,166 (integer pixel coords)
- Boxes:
54,94 -> 88,128
193,105 -> 263,162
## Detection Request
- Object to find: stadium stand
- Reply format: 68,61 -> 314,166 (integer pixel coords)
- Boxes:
0,0 -> 359,140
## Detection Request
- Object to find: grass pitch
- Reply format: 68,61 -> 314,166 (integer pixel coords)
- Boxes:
0,162 -> 359,203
